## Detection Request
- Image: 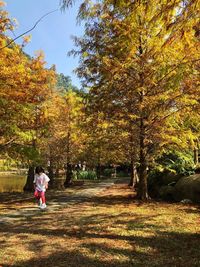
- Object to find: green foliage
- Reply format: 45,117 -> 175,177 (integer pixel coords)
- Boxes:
103,168 -> 115,177
0,158 -> 17,171
12,145 -> 43,165
148,150 -> 195,199
156,151 -> 195,176
148,168 -> 178,187
77,170 -> 97,180
56,73 -> 79,93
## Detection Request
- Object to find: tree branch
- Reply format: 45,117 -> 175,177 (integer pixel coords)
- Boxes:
0,9 -> 59,50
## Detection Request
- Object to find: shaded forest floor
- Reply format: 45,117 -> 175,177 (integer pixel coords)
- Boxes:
0,179 -> 200,267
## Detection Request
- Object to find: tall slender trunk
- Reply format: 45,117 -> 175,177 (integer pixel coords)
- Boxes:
23,139 -> 36,191
64,163 -> 73,187
129,160 -> 134,186
64,131 -> 73,187
128,131 -> 138,187
129,145 -> 139,188
194,139 -> 199,165
129,160 -> 139,188
96,147 -> 101,179
48,165 -> 54,181
23,165 -> 35,191
194,148 -> 198,165
136,28 -> 149,201
48,147 -> 54,186
137,117 -> 149,200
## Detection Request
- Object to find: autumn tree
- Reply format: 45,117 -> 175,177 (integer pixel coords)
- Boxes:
56,73 -> 79,93
81,108 -> 129,178
0,1 -> 56,190
0,1 -> 28,148
40,87 -> 86,187
64,0 -> 200,200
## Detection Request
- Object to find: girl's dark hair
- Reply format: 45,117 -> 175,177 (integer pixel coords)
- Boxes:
35,166 -> 44,174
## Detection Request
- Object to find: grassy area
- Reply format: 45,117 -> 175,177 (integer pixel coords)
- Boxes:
0,173 -> 26,193
0,184 -> 200,266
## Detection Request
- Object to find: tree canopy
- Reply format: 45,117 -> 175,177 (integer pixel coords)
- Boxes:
1,0 -> 200,199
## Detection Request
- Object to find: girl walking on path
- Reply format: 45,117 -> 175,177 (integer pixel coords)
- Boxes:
33,166 -> 50,210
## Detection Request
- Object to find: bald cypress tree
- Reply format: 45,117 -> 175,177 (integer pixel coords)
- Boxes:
63,0 -> 200,200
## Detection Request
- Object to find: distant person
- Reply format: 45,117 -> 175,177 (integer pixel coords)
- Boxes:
33,166 -> 50,210
78,161 -> 82,170
82,161 -> 86,171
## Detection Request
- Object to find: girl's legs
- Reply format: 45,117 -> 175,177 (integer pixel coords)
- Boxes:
35,190 -> 46,209
34,190 -> 40,200
34,190 -> 42,206
40,191 -> 46,204
40,192 -> 46,209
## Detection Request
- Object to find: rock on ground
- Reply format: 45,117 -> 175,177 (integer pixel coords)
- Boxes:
173,174 -> 200,203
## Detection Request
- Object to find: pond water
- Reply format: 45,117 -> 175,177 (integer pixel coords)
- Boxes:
0,173 -> 27,193
0,173 -> 67,192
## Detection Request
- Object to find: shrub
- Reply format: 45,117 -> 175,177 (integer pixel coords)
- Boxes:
156,151 -> 195,176
103,168 -> 115,177
148,150 -> 195,200
77,170 -> 97,180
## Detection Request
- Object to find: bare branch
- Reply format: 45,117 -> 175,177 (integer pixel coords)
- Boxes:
0,9 -> 59,50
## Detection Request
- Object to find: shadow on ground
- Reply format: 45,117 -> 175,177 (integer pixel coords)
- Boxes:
0,180 -> 200,267
1,227 -> 200,267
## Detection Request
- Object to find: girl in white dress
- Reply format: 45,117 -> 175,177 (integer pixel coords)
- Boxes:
33,166 -> 50,209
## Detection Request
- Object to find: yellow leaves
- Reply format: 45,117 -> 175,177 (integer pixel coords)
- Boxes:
0,2 -> 18,34
82,51 -> 88,58
12,18 -> 18,27
0,1 -> 5,7
102,55 -> 112,67
100,121 -> 110,129
181,28 -> 198,50
129,114 -> 138,120
22,34 -> 32,44
43,89 -> 87,162
100,13 -> 110,20
34,50 -> 45,64
0,12 -> 56,146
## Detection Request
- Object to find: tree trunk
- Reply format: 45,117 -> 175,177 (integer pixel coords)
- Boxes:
96,164 -> 101,179
129,161 -> 139,188
96,147 -> 101,179
194,148 -> 198,165
129,165 -> 134,186
64,130 -> 72,187
47,148 -> 54,186
64,163 -> 73,187
55,167 -> 60,178
137,160 -> 148,200
194,139 -> 199,165
137,117 -> 149,200
23,166 -> 35,191
129,132 -> 135,187
136,30 -> 149,200
47,164 -> 54,187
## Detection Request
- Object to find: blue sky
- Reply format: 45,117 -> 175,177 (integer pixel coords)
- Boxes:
4,0 -> 84,88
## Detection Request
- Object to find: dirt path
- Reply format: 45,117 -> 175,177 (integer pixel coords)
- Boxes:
1,179 -> 200,267
0,179 -> 116,223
